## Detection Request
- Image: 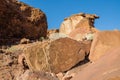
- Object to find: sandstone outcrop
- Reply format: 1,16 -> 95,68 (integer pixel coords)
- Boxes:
0,0 -> 47,45
60,13 -> 99,41
71,47 -> 120,80
24,38 -> 91,73
89,31 -> 120,62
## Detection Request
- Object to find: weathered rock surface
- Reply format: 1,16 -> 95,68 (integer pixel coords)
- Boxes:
89,31 -> 120,62
47,29 -> 59,37
69,27 -> 98,41
0,0 -> 47,45
0,51 -> 25,80
60,13 -> 99,41
48,38 -> 91,73
0,44 -> 58,80
71,47 -> 120,80
17,70 -> 58,80
24,38 -> 91,73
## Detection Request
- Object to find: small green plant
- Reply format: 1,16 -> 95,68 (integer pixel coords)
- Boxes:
6,46 -> 18,53
39,36 -> 45,41
49,33 -> 68,40
85,33 -> 94,40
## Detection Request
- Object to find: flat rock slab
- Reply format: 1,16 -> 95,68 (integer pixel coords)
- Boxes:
71,47 -> 120,80
89,31 -> 120,62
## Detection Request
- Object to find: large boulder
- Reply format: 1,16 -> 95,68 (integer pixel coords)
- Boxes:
71,47 -> 120,80
59,13 -> 99,41
89,31 -> 120,62
0,0 -> 47,45
24,38 -> 91,73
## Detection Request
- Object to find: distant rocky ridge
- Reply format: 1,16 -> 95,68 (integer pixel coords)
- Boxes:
0,0 -> 47,45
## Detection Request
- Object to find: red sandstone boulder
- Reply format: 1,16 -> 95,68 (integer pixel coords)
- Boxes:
24,38 -> 91,73
89,31 -> 120,62
0,0 -> 47,45
71,47 -> 120,80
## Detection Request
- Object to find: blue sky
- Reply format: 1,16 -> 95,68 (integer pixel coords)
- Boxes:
20,0 -> 120,30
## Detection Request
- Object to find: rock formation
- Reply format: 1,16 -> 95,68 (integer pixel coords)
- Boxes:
71,47 -> 120,80
0,51 -> 58,80
24,38 -> 91,73
0,0 -> 47,45
59,13 -> 99,41
1,0 -> 120,79
89,31 -> 120,62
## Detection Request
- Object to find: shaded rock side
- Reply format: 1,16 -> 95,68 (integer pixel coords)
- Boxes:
60,13 -> 99,35
17,1 -> 48,37
24,38 -> 91,73
0,0 -> 47,45
71,47 -> 120,80
89,30 -> 120,62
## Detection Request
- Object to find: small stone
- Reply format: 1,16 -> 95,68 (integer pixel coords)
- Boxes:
20,38 -> 30,44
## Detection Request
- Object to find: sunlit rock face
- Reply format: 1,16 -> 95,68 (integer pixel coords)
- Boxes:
60,13 -> 84,35
0,0 -> 47,45
60,13 -> 99,41
89,31 -> 120,62
71,47 -> 120,80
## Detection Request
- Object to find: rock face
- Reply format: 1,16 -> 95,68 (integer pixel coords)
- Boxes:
0,51 -> 24,80
0,44 -> 58,80
24,41 -> 51,72
71,47 -> 120,80
0,0 -> 47,45
59,13 -> 99,41
89,31 -> 120,62
69,28 -> 97,41
24,38 -> 91,73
